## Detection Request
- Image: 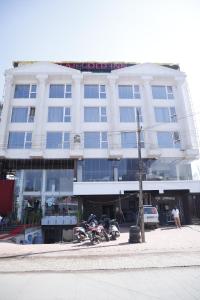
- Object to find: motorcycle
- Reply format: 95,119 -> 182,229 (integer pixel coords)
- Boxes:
73,221 -> 89,243
109,219 -> 120,240
101,217 -> 120,240
89,224 -> 110,245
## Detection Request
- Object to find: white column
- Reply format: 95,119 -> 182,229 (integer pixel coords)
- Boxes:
141,77 -> 158,155
71,75 -> 82,151
0,73 -> 13,154
175,78 -> 192,149
31,74 -> 48,156
107,75 -> 120,153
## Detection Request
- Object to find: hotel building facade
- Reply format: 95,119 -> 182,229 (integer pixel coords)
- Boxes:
0,61 -> 199,241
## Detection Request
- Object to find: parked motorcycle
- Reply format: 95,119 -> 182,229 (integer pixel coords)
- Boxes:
89,224 -> 110,245
109,219 -> 120,240
73,221 -> 89,243
101,217 -> 120,240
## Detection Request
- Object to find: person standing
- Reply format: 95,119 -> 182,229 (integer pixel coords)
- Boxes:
171,206 -> 181,228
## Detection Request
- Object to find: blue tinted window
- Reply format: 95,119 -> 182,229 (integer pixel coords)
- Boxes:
48,107 -> 63,122
154,107 -> 170,122
46,132 -> 62,148
14,85 -> 30,98
118,85 -> 133,99
63,132 -> 70,148
81,159 -> 114,181
8,132 -> 25,148
120,107 -> 135,122
152,86 -> 167,99
84,107 -> 99,122
11,108 -> 28,122
121,132 -> 137,148
49,85 -> 64,98
84,132 -> 100,148
157,132 -> 173,148
84,85 -> 99,98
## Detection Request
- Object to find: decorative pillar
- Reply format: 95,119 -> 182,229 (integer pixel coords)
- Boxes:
141,76 -> 159,156
107,75 -> 121,157
31,74 -> 48,156
72,75 -> 82,151
175,78 -> 192,149
0,73 -> 13,154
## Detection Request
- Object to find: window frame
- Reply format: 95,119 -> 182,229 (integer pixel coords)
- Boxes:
121,131 -> 144,148
84,106 -> 107,122
8,131 -> 32,149
152,85 -> 174,100
84,84 -> 106,99
84,131 -> 108,148
11,107 -> 35,123
154,106 -> 177,123
118,85 -> 140,99
46,131 -> 70,149
120,107 -> 142,122
14,84 -> 37,99
49,84 -> 72,98
157,131 -> 181,148
48,107 -> 71,122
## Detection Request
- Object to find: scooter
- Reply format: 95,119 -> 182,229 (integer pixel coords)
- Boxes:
109,219 -> 120,240
101,217 -> 120,240
73,221 -> 89,242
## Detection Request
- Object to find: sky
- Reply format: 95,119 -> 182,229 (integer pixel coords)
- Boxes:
0,0 -> 200,153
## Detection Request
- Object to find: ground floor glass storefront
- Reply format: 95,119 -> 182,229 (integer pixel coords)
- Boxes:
79,158 -> 192,182
14,169 -> 76,223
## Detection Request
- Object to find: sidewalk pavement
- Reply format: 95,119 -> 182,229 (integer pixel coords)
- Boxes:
0,225 -> 200,272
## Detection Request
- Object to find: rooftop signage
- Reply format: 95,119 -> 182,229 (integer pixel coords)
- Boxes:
13,61 -> 180,72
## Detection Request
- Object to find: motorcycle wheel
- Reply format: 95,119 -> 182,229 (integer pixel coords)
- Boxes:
91,236 -> 101,245
111,232 -> 117,240
104,231 -> 110,241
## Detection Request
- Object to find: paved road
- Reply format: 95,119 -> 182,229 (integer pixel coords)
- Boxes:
1,267 -> 200,300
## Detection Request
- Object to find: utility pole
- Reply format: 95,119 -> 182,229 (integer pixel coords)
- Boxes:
136,109 -> 145,242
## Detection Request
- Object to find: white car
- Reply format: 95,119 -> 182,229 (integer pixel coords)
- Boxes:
143,205 -> 159,228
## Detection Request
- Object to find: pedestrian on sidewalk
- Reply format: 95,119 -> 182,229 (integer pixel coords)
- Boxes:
171,206 -> 181,228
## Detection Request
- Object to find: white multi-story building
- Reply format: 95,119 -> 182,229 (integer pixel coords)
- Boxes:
0,61 -> 199,242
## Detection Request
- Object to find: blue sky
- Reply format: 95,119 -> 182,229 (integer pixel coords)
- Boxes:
1,0 -> 200,136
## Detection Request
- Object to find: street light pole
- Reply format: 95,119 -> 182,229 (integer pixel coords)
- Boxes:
136,109 -> 145,243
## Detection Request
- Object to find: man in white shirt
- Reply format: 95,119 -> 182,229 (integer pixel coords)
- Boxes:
171,207 -> 181,228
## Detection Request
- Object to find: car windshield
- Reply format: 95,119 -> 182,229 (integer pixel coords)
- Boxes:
144,207 -> 157,214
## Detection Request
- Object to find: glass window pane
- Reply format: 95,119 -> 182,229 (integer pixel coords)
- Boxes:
23,170 -> 42,192
65,85 -> 72,98
48,107 -> 63,122
8,132 -> 25,149
118,85 -> 133,99
49,84 -> 64,98
31,85 -> 37,93
84,107 -> 99,122
84,85 -> 99,98
14,85 -> 30,98
63,132 -> 70,148
157,132 -> 173,148
120,107 -> 135,122
11,107 -> 28,122
84,132 -> 100,148
152,86 -> 167,99
121,132 -> 137,148
46,132 -> 62,148
154,107 -> 170,122
46,170 -> 73,192
26,132 -> 32,142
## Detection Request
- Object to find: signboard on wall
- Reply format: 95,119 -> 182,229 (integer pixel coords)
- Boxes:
0,180 -> 14,215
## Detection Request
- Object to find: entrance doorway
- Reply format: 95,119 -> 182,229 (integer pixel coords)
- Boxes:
102,205 -> 115,219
